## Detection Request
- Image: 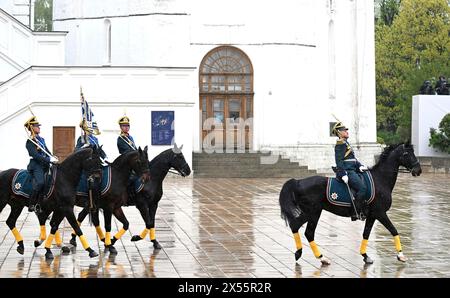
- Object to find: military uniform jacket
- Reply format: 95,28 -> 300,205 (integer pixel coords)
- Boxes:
26,136 -> 51,171
334,138 -> 362,178
75,135 -> 107,159
117,133 -> 137,154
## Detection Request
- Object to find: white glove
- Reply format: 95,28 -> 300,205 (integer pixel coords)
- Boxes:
342,175 -> 349,184
359,165 -> 368,172
50,156 -> 59,163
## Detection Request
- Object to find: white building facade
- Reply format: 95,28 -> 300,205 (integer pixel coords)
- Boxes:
0,0 -> 381,173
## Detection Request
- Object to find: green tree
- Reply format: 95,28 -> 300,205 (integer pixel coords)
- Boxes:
34,0 -> 52,31
376,0 -> 450,144
376,0 -> 401,26
429,113 -> 450,154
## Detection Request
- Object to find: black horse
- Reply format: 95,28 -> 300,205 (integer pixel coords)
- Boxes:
50,147 -> 150,255
127,144 -> 191,249
0,148 -> 102,259
279,143 -> 422,265
72,144 -> 191,250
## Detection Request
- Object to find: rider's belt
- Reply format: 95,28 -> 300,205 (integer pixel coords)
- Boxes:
344,159 -> 356,162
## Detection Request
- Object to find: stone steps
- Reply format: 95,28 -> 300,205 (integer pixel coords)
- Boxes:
193,152 -> 316,178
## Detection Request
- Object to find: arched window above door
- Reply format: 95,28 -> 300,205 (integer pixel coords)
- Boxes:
199,46 -> 253,94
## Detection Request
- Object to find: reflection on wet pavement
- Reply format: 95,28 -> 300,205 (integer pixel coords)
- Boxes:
0,174 -> 449,277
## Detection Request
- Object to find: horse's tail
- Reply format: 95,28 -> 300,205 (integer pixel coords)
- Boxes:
279,178 -> 302,226
0,169 -> 18,215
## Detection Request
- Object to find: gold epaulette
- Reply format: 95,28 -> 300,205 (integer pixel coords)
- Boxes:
336,139 -> 345,145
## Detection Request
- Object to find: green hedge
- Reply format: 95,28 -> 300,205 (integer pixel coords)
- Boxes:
429,113 -> 450,154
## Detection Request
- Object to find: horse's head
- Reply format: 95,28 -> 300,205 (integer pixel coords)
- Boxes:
398,142 -> 422,177
170,143 -> 191,177
133,146 -> 150,182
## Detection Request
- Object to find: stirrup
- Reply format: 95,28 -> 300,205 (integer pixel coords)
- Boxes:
34,204 -> 42,214
28,205 -> 35,212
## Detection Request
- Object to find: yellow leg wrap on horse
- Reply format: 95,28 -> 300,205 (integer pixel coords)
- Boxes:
150,228 -> 156,241
394,235 -> 402,252
105,232 -> 111,246
11,228 -> 23,242
40,225 -> 46,241
309,241 -> 322,258
55,230 -> 62,246
293,233 -> 302,250
79,235 -> 90,249
140,229 -> 149,239
45,234 -> 55,249
114,228 -> 126,240
95,226 -> 105,240
360,239 -> 369,255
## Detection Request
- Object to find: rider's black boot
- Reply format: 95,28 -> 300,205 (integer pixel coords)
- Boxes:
28,190 -> 39,212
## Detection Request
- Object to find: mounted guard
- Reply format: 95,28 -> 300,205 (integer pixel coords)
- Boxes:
332,121 -> 368,221
74,88 -> 106,212
117,114 -> 140,204
24,114 -> 59,213
117,115 -> 137,154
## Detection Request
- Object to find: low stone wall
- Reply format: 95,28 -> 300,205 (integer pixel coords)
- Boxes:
418,157 -> 450,174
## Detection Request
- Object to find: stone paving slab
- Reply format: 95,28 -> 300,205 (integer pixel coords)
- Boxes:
0,173 -> 449,278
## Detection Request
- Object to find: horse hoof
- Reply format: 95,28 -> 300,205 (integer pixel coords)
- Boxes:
131,235 -> 142,242
152,240 -> 162,250
397,252 -> 407,262
89,250 -> 99,258
111,238 -> 117,246
45,251 -> 54,260
61,246 -> 71,254
34,240 -> 43,247
100,238 -> 105,243
69,238 -> 77,247
295,249 -> 302,261
17,246 -> 24,255
108,246 -> 118,255
363,255 -> 374,264
319,256 -> 331,265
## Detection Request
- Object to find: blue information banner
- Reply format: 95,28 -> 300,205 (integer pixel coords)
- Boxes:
151,111 -> 174,145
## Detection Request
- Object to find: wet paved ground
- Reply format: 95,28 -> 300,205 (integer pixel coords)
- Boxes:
0,173 -> 449,278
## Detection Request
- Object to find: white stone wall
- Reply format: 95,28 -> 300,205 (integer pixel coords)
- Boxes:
0,66 -> 196,169
412,95 -> 450,157
0,7 -> 66,82
53,0 -> 377,154
0,0 -> 31,27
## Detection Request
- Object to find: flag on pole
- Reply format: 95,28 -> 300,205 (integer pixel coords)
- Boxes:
80,87 -> 99,144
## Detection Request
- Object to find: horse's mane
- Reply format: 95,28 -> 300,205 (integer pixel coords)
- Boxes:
148,148 -> 173,168
371,143 -> 411,170
61,148 -> 92,166
111,150 -> 138,167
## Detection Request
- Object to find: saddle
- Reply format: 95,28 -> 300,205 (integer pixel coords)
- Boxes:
11,166 -> 57,199
76,166 -> 111,196
326,170 -> 376,207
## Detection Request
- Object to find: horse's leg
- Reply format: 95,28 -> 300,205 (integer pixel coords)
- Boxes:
0,200 -> 6,214
304,210 -> 330,265
148,202 -> 162,249
103,209 -> 117,254
70,208 -> 105,246
131,202 -> 151,242
6,205 -> 25,255
63,206 -> 98,258
110,207 -> 129,246
70,206 -> 88,246
376,212 -> 406,262
360,216 -> 376,264
289,213 -> 308,261
34,210 -> 52,247
44,209 -> 64,260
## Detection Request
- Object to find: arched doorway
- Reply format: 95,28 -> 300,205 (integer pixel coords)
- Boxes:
199,46 -> 254,151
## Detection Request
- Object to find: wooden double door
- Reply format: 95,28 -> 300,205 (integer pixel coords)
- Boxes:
53,127 -> 75,162
201,95 -> 252,150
